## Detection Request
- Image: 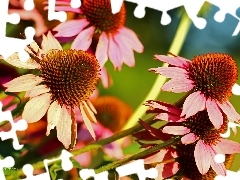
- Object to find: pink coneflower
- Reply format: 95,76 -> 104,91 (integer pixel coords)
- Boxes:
52,0 -> 144,70
3,31 -> 100,149
145,101 -> 240,176
150,53 -> 240,129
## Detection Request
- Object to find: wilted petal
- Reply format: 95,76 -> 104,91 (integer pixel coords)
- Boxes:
4,53 -> 40,69
145,101 -> 182,115
42,31 -> 62,53
194,140 -> 211,174
154,55 -> 190,68
144,148 -> 177,164
181,91 -> 206,118
54,19 -> 89,37
155,113 -> 184,122
181,133 -> 197,144
3,74 -> 43,92
217,101 -> 240,122
46,101 -> 62,135
56,106 -> 72,149
162,126 -> 190,135
119,27 -> 143,53
96,32 -> 109,67
71,26 -> 95,50
22,93 -> 51,123
80,104 -> 96,139
162,78 -> 194,93
206,99 -> 223,129
155,162 -> 180,180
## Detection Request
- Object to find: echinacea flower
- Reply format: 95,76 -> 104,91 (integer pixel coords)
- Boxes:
150,53 -> 240,129
145,101 -> 240,176
52,0 -> 144,70
3,31 -> 100,149
144,144 -> 235,180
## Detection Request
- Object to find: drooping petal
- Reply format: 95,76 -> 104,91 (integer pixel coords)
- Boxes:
46,100 -> 62,135
209,147 -> 226,176
42,31 -> 62,53
216,139 -> 240,154
96,32 -> 109,67
108,34 -> 122,70
161,78 -> 194,93
22,93 -> 51,123
54,19 -> 89,37
181,91 -> 206,118
3,74 -> 43,92
119,27 -> 143,53
155,162 -> 180,180
71,26 -> 95,50
181,133 -> 197,144
155,113 -> 184,122
149,67 -> 189,79
82,101 -> 97,123
206,99 -> 223,129
4,52 -> 40,69
86,100 -> 97,114
25,85 -> 50,98
154,55 -> 190,68
194,140 -> 211,174
79,104 -> 96,139
100,67 -> 113,88
162,126 -> 190,135
56,106 -> 72,149
217,101 -> 240,122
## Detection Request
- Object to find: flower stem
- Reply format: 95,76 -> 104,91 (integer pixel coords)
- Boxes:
121,12 -> 192,131
94,137 -> 180,174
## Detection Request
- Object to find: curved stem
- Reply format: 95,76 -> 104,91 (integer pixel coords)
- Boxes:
121,12 -> 192,131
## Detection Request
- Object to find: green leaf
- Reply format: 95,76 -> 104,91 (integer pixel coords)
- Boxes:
49,161 -> 62,180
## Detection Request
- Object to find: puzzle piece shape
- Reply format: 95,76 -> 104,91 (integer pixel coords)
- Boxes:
22,149 -> 73,180
0,156 -> 15,180
79,169 -> 109,180
116,159 -> 158,180
0,101 -> 28,150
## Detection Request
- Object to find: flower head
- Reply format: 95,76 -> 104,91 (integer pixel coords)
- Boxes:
52,0 -> 143,70
3,31 -> 100,149
144,101 -> 240,176
150,53 -> 240,129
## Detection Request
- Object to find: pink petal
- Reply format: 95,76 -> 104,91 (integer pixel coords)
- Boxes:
181,91 -> 206,118
181,133 -> 197,144
100,67 -> 113,88
56,106 -> 72,149
80,103 -> 96,139
144,148 -> 177,164
161,78 -> 194,93
155,162 -> 180,179
3,74 -> 43,92
22,93 -> 51,123
114,32 -> 135,67
108,34 -> 122,70
119,27 -> 143,53
206,99 -> 223,129
216,139 -> 240,154
71,26 -> 95,50
53,6 -> 82,13
194,140 -> 211,174
217,101 -> 240,122
46,101 -> 62,135
96,32 -> 109,67
154,55 -> 190,68
162,126 -> 190,135
25,85 -> 50,98
42,31 -> 62,53
149,67 -> 189,79
208,147 -> 226,176
155,113 -> 184,122
4,52 -> 40,69
54,19 -> 89,37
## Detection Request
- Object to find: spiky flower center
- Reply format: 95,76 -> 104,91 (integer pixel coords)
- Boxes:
188,53 -> 238,103
81,0 -> 126,33
40,49 -> 100,107
183,110 -> 227,145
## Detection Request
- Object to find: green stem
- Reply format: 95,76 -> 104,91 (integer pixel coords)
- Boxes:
95,137 -> 180,174
122,12 -> 192,131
